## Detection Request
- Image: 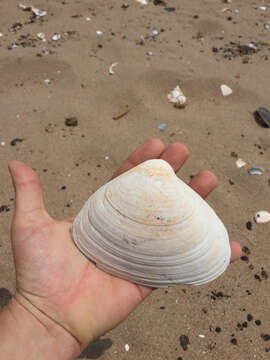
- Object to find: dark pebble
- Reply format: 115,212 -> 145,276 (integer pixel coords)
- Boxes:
160,306 -> 165,310
247,314 -> 253,321
65,117 -> 78,127
179,335 -> 190,351
231,338 -> 238,345
261,270 -> 268,279
229,179 -> 234,185
242,246 -> 250,255
212,47 -> 218,53
246,221 -> 252,230
242,322 -> 248,328
215,327 -> 221,333
177,357 -> 183,360
227,16 -> 232,21
241,255 -> 249,262
10,138 -> 24,146
254,274 -> 261,281
60,186 -> 66,190
262,334 -> 270,341
0,205 -> 10,213
249,264 -> 254,270
255,320 -> 261,326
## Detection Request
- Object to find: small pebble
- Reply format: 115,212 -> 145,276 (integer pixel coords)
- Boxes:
246,221 -> 252,230
255,320 -> 261,326
247,314 -> 253,322
231,338 -> 238,345
124,344 -> 130,352
179,335 -> 190,351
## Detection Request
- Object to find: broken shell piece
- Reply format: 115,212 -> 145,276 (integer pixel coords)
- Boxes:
254,107 -> 270,128
254,211 -> 270,224
221,84 -> 232,96
236,158 -> 247,168
109,62 -> 119,75
52,33 -> 61,41
72,159 -> 231,287
136,0 -> 148,5
168,85 -> 187,108
248,166 -> 266,175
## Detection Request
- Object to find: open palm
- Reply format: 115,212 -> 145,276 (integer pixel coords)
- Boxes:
9,139 -> 241,351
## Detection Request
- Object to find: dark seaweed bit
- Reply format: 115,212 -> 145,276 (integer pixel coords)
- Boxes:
10,138 -> 24,146
179,335 -> 190,351
254,274 -> 262,281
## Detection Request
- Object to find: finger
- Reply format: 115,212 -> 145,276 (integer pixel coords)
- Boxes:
8,161 -> 46,215
189,170 -> 218,199
230,241 -> 242,263
112,138 -> 165,179
159,143 -> 189,172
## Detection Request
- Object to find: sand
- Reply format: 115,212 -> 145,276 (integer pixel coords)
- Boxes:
0,0 -> 270,358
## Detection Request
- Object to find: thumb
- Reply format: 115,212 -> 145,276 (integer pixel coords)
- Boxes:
8,161 -> 46,217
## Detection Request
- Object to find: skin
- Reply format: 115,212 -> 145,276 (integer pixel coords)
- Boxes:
0,139 -> 242,359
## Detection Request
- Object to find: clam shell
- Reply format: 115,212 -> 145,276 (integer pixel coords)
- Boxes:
72,159 -> 231,287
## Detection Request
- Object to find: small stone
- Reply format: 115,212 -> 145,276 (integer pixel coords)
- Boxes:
247,314 -> 253,321
158,123 -> 167,131
179,335 -> 190,351
215,327 -> 221,333
241,255 -> 249,262
246,221 -> 252,230
0,205 -> 10,213
255,320 -> 261,326
124,344 -> 130,351
231,338 -> 238,345
65,117 -> 78,127
262,334 -> 270,341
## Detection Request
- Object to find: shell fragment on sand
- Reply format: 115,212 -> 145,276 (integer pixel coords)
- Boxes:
248,166 -> 266,175
135,0 -> 148,4
221,84 -> 233,96
72,159 -> 230,287
109,62 -> 119,75
254,211 -> 270,224
236,158 -> 247,168
168,85 -> 187,108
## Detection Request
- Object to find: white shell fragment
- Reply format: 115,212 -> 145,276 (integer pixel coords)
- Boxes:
254,211 -> 270,224
236,158 -> 247,168
72,160 -> 231,287
109,62 -> 119,75
136,0 -> 148,5
221,84 -> 232,96
168,85 -> 187,108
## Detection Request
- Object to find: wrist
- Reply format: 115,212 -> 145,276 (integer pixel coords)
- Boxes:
0,294 -> 80,360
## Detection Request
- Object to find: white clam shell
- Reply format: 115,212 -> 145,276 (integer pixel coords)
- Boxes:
72,159 -> 231,287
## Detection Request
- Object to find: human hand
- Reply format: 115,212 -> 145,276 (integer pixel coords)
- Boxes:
7,138 -> 242,353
